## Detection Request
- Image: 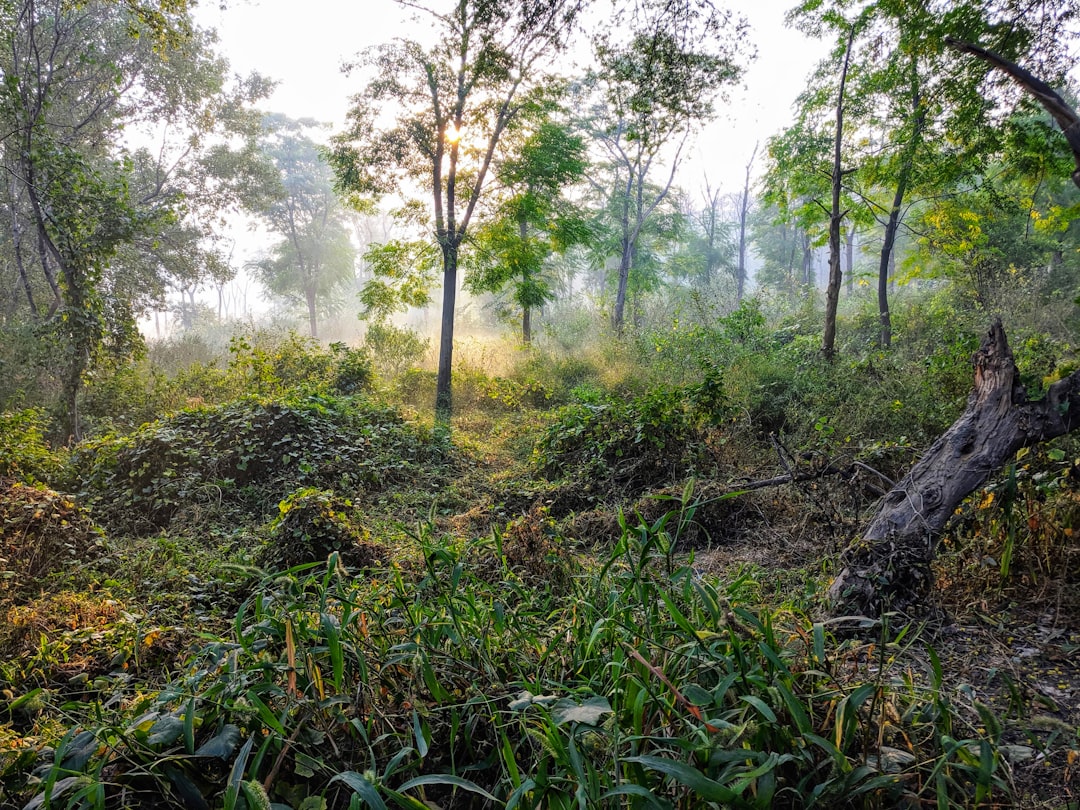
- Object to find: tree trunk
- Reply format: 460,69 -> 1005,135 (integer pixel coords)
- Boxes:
613,234 -> 631,332
736,144 -> 757,304
435,239 -> 459,420
877,59 -> 924,350
844,223 -> 855,296
801,232 -> 812,288
521,216 -> 532,344
822,25 -> 854,360
305,286 -> 319,339
830,320 -> 1080,617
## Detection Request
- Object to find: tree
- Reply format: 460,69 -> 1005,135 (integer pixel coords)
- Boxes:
750,203 -> 809,301
583,0 -> 748,331
0,0 -> 268,438
252,115 -> 356,338
822,24 -> 855,358
667,181 -> 734,296
734,145 -> 758,304
331,0 -> 586,418
785,0 -> 1080,348
466,118 -> 590,343
831,44 -> 1080,617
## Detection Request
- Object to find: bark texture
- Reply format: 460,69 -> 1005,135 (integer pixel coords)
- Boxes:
830,320 -> 1080,617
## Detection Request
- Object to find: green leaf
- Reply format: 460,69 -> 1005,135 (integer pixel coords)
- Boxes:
411,709 -> 428,759
223,737 -> 255,810
551,695 -> 613,726
599,783 -> 670,808
740,694 -> 778,723
680,683 -> 713,706
622,755 -> 738,803
148,715 -> 185,747
774,681 -> 812,735
322,612 -> 344,691
397,774 -> 499,803
332,771 -> 387,810
245,689 -> 287,736
195,724 -> 241,760
183,696 -> 196,755
9,688 -> 43,712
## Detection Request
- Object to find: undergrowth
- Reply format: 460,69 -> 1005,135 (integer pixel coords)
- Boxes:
65,394 -> 449,536
2,490 -> 1024,810
2,300 -> 1078,809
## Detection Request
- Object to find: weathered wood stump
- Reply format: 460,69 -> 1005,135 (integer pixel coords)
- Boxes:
830,320 -> 1080,617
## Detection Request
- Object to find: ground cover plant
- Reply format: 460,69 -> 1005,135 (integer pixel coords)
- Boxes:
0,312 -> 1077,810
4,1 -> 1080,806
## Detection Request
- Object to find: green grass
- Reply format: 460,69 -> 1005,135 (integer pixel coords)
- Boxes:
2,489 -> 1019,809
2,304 -> 1078,809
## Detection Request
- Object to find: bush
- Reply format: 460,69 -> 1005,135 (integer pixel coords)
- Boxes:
262,487 -> 386,570
534,385 -> 717,495
0,478 -> 103,602
68,395 -> 447,534
364,322 -> 430,379
0,410 -> 63,485
80,330 -> 375,434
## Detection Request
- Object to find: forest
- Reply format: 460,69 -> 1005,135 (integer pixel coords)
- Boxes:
1,0 -> 1079,807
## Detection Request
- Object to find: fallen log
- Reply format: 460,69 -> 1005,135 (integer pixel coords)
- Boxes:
830,320 -> 1080,617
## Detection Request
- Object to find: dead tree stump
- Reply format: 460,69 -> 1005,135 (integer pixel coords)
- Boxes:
830,320 -> 1080,617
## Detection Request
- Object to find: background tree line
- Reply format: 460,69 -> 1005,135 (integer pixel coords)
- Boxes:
2,0 -> 1080,433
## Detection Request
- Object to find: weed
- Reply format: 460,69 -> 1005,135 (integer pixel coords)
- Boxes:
16,490 -> 1016,809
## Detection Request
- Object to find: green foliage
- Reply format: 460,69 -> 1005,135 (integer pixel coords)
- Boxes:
60,330 -> 374,437
263,487 -> 384,570
466,118 -> 591,341
0,410 -> 63,484
250,114 -> 358,337
67,394 -> 445,535
0,0 -> 271,437
363,323 -> 430,379
19,493 -> 1016,809
534,384 -> 720,494
940,441 -> 1080,611
0,479 -> 103,601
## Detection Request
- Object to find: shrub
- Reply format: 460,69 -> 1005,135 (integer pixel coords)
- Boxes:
534,385 -> 717,495
262,487 -> 385,570
0,410 -> 63,485
0,478 -> 103,602
67,395 -> 447,534
364,322 -> 430,379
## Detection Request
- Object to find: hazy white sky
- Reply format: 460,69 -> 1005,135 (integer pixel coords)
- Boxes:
183,0 -> 829,321
195,0 -> 829,192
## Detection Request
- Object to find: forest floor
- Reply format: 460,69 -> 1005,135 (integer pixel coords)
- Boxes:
2,397 -> 1079,808
426,412 -> 1080,807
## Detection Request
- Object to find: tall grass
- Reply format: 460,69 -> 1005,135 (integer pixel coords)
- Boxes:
13,487 -> 1012,809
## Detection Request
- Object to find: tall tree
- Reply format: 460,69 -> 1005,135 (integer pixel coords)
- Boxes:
832,37 -> 1080,618
822,24 -> 855,358
253,115 -> 356,338
786,0 -> 1080,348
0,0 -> 267,437
734,144 -> 758,304
331,0 -> 586,418
669,180 -> 733,294
466,119 -> 590,343
584,0 -> 749,331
